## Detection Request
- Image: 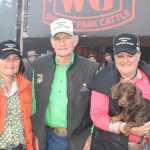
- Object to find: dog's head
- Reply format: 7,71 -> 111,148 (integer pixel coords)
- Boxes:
111,82 -> 142,108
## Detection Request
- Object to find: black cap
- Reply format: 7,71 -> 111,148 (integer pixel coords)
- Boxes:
0,40 -> 21,59
105,52 -> 112,56
113,33 -> 140,55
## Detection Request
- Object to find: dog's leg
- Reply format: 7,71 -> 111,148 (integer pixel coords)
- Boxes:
121,122 -> 133,136
111,113 -> 124,123
122,122 -> 145,136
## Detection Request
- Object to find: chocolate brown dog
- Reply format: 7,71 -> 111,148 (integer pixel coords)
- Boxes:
111,82 -> 150,149
111,82 -> 150,135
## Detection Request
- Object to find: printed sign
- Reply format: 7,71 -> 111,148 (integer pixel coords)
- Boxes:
43,0 -> 135,32
27,0 -> 150,37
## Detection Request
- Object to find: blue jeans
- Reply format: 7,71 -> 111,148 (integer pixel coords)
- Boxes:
142,143 -> 150,150
45,129 -> 69,150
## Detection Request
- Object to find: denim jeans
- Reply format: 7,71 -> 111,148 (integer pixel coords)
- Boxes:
45,129 -> 69,150
142,143 -> 150,150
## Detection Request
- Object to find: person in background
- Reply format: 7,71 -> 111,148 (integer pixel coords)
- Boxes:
25,18 -> 99,150
89,33 -> 150,150
88,53 -> 97,62
27,50 -> 39,63
100,51 -> 113,69
23,50 -> 38,79
104,51 -> 113,63
0,40 -> 34,150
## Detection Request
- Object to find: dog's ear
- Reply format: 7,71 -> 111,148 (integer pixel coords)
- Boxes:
134,86 -> 142,105
111,82 -> 121,99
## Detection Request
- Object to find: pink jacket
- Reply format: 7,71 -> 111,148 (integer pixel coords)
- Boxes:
90,69 -> 150,142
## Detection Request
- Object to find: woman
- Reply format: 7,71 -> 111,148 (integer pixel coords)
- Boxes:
89,33 -> 150,150
0,40 -> 34,150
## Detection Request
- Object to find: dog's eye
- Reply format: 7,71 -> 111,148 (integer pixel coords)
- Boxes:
128,91 -> 134,96
128,93 -> 133,97
118,95 -> 122,99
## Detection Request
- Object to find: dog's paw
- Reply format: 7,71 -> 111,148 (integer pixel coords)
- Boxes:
111,116 -> 119,123
111,114 -> 123,123
121,125 -> 131,136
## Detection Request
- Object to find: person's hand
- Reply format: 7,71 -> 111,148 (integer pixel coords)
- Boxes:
83,133 -> 92,150
144,129 -> 150,138
130,121 -> 150,137
34,134 -> 39,150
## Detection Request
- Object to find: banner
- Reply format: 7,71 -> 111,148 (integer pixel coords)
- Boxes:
27,0 -> 150,38
0,0 -> 18,42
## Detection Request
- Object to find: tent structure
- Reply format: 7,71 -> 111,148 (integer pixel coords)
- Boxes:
0,0 -> 150,62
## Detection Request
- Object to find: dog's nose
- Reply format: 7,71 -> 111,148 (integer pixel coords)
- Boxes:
118,99 -> 126,107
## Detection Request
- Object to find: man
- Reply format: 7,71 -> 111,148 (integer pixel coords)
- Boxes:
88,53 -> 97,62
25,18 -> 99,150
100,51 -> 113,69
104,52 -> 112,63
27,50 -> 39,63
23,50 -> 39,78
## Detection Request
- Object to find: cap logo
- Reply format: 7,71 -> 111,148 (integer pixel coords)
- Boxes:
116,37 -> 134,46
0,40 -> 21,59
2,43 -> 19,52
113,33 -> 140,55
54,24 -> 70,30
50,18 -> 74,37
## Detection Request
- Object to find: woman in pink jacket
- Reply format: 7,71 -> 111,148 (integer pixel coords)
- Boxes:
90,33 -> 150,150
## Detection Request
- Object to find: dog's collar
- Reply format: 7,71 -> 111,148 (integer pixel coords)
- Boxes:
128,103 -> 136,110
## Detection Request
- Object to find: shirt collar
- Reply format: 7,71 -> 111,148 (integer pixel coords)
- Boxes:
137,69 -> 142,79
55,53 -> 74,66
134,68 -> 142,83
